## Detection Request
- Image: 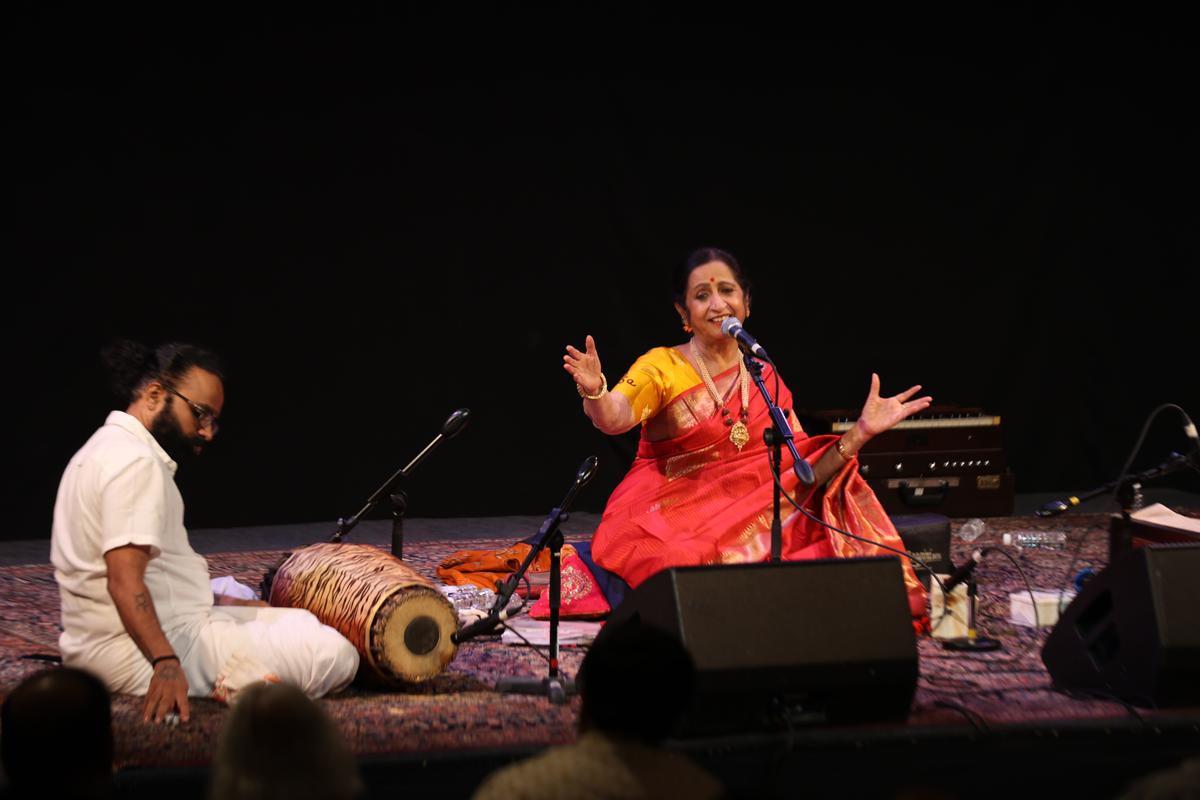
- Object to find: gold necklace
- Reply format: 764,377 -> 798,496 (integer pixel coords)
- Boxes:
692,345 -> 751,452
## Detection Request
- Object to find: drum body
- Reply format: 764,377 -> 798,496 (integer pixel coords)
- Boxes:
269,543 -> 458,684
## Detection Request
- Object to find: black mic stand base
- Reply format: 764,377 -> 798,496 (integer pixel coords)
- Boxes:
942,636 -> 1002,652
495,675 -> 578,705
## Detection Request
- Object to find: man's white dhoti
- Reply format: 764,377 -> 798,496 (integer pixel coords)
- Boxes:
75,606 -> 359,701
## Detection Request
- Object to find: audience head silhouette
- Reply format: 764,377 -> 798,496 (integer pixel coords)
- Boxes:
209,681 -> 362,800
578,618 -> 697,744
1,667 -> 114,799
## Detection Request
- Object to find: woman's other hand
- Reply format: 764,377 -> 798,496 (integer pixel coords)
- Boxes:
856,373 -> 933,439
564,335 -> 604,396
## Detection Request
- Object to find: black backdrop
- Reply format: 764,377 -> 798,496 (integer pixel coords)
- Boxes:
5,8 -> 1197,540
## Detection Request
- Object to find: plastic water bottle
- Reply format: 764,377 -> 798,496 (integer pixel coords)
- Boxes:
958,518 -> 985,542
443,585 -> 497,612
1004,530 -> 1068,551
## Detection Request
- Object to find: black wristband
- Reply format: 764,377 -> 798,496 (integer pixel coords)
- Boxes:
151,654 -> 180,668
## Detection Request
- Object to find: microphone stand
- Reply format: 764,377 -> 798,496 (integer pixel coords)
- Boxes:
451,456 -> 599,705
1035,451 -> 1196,518
329,409 -> 471,558
744,354 -> 815,561
942,573 -> 1002,652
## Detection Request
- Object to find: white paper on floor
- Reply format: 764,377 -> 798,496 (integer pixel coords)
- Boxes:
500,616 -> 602,646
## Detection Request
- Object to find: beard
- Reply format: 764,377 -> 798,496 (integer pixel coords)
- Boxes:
148,397 -> 207,464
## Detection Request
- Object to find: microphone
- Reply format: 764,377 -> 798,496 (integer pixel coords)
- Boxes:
1035,495 -> 1081,518
442,408 -> 470,438
721,317 -> 769,361
451,602 -> 520,644
575,455 -> 599,486
1185,417 -> 1200,452
941,549 -> 989,594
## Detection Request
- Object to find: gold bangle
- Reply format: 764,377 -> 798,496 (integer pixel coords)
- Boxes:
576,372 -> 607,400
835,437 -> 855,461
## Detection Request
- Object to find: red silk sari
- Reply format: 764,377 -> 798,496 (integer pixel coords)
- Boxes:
591,361 -> 928,620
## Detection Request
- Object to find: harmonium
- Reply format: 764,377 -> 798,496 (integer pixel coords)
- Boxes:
810,406 -> 1015,518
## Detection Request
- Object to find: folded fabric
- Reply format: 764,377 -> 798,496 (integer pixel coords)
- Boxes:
437,542 -> 577,594
210,575 -> 258,601
529,551 -> 612,620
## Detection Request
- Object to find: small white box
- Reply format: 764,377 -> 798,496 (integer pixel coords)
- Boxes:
1009,590 -> 1075,628
929,574 -> 970,640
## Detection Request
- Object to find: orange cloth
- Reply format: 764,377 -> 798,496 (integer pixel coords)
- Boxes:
593,355 -> 928,622
437,542 -> 577,593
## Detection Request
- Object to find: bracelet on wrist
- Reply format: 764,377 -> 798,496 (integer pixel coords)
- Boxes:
151,654 -> 180,668
835,437 -> 856,462
576,372 -> 608,400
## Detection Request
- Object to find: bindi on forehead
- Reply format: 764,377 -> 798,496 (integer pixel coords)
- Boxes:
691,277 -> 732,292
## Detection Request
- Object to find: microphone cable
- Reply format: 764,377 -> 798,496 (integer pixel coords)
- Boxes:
764,456 -> 1043,637
1107,403 -> 1200,512
1054,403 -> 1200,623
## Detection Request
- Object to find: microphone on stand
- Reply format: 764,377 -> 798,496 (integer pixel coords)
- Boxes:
721,317 -> 770,361
939,547 -> 1003,652
451,602 -> 521,644
941,548 -> 991,594
720,317 -> 814,486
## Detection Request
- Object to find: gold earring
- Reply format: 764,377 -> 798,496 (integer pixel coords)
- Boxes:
681,320 -> 692,333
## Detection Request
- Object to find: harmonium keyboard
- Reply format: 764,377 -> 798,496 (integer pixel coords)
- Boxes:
813,406 -> 1015,518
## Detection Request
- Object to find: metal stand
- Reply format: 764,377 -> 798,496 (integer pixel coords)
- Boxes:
451,456 -> 598,704
329,409 -> 470,556
942,576 -> 1002,652
495,526 -> 573,703
1036,451 -> 1193,517
390,490 -> 408,560
744,354 -> 815,560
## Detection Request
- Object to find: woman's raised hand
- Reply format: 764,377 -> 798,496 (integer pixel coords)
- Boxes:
856,373 -> 933,438
564,335 -> 605,396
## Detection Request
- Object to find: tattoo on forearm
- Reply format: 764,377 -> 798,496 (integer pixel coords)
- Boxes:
158,665 -> 181,680
134,592 -> 150,612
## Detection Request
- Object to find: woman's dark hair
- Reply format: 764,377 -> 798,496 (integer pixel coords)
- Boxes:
1,667 -> 114,791
100,339 -> 225,406
671,246 -> 752,307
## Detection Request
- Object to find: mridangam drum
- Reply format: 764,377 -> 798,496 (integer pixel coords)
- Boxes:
268,543 -> 457,685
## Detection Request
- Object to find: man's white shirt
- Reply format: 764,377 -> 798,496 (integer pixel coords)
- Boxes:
51,410 -> 213,662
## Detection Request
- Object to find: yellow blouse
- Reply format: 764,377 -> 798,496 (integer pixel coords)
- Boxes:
612,347 -> 703,425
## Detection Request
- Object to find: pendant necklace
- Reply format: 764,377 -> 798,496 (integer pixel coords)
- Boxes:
693,345 -> 751,452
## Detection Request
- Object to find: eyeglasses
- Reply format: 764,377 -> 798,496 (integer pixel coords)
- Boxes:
163,384 -> 220,434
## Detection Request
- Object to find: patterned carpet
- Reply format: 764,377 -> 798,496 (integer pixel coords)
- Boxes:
0,515 -> 1194,773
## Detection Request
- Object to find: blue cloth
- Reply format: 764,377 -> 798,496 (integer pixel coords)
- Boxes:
572,541 -> 629,611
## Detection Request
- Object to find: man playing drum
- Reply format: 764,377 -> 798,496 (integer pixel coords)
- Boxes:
51,341 -> 359,725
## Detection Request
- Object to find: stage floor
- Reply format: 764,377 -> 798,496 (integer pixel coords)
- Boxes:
3,503 -> 1200,798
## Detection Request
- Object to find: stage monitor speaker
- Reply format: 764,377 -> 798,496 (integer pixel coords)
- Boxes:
1042,544 -> 1200,707
607,556 -> 918,735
